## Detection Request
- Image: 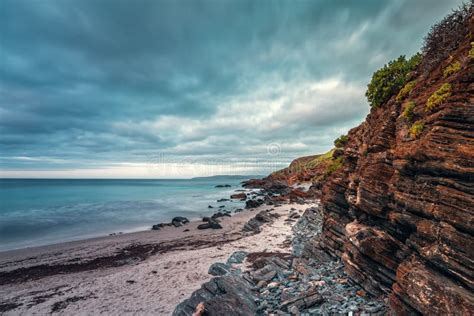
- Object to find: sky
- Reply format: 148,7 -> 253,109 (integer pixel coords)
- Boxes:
0,0 -> 465,178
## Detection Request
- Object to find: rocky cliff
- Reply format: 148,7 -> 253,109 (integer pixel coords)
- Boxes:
310,10 -> 474,315
174,8 -> 473,316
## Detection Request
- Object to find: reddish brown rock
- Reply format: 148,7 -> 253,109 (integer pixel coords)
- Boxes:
310,14 -> 474,315
230,193 -> 246,200
391,255 -> 474,315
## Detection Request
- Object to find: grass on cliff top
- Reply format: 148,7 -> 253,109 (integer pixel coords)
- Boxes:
270,149 -> 336,179
306,149 -> 335,169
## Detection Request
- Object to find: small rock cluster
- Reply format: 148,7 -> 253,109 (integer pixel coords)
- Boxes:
246,198 -> 265,209
152,216 -> 189,230
291,206 -> 323,257
214,184 -> 231,188
251,256 -> 387,315
242,210 -> 280,234
177,249 -> 387,315
198,209 -> 236,230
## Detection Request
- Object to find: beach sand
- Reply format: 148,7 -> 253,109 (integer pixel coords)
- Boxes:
0,202 -> 316,315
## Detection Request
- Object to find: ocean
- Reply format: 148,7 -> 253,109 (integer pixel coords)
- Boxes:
0,176 -> 257,252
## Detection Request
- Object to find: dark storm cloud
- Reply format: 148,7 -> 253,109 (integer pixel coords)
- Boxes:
0,0 -> 466,176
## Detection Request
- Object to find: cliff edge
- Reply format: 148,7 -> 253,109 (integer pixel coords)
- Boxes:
313,8 -> 474,315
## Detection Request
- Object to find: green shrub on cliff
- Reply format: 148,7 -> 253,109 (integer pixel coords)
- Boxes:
443,60 -> 461,78
306,149 -> 335,169
426,83 -> 452,111
334,135 -> 348,148
366,53 -> 421,108
396,80 -> 417,102
402,101 -> 416,121
469,42 -> 474,59
409,121 -> 424,138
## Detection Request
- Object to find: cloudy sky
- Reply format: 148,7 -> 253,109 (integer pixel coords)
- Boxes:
0,0 -> 464,178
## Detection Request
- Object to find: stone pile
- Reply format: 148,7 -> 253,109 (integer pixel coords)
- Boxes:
174,207 -> 388,315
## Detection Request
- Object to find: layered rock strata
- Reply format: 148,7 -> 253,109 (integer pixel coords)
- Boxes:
313,21 -> 474,314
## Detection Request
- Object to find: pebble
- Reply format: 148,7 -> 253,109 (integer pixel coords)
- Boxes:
289,305 -> 299,315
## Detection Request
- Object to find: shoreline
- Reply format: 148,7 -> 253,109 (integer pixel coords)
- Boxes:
0,178 -> 254,254
0,185 -> 258,256
0,201 -> 316,314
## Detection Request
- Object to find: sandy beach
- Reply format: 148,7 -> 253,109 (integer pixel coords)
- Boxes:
0,202 -> 316,315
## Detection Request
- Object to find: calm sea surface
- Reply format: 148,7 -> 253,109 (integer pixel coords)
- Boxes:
0,176 -> 256,252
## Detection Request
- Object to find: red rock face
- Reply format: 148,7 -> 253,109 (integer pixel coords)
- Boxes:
316,20 -> 474,314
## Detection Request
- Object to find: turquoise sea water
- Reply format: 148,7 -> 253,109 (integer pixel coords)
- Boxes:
0,176 -> 256,252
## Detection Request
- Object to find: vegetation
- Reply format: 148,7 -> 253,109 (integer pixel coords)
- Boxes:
272,148 -> 344,183
306,149 -> 335,169
426,83 -> 452,111
366,54 -> 421,108
396,80 -> 417,102
421,3 -> 472,72
312,155 -> 344,182
324,157 -> 344,178
334,134 -> 349,148
470,42 -> 474,59
270,149 -> 335,179
402,101 -> 416,121
409,121 -> 425,139
443,60 -> 461,77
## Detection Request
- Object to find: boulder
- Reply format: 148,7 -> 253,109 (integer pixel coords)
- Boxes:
211,212 -> 230,220
151,222 -> 171,230
208,262 -> 232,276
227,251 -> 248,265
230,193 -> 247,200
264,181 -> 291,195
197,218 -> 222,230
242,210 -> 276,233
197,223 -> 211,230
281,289 -> 324,311
252,268 -> 277,282
173,275 -> 257,316
245,199 -> 264,209
171,217 -> 190,227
